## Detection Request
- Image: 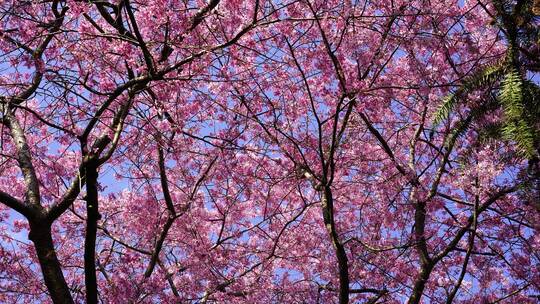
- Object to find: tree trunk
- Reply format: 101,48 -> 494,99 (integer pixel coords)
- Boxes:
407,264 -> 433,304
84,162 -> 100,304
407,198 -> 433,304
321,186 -> 349,304
29,223 -> 74,304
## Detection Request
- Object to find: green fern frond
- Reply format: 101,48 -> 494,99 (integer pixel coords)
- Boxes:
433,0 -> 540,160
499,69 -> 523,120
501,120 -> 536,157
499,69 -> 537,157
433,94 -> 457,126
477,122 -> 504,144
433,64 -> 504,126
443,100 -> 500,148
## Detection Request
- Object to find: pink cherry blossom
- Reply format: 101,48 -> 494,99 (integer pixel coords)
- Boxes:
0,0 -> 538,303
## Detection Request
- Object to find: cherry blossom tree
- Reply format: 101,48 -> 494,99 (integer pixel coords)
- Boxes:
0,0 -> 538,303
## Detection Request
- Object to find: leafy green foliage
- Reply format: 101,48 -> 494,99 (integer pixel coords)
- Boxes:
433,0 -> 540,160
434,64 -> 539,158
499,69 -> 536,157
433,64 -> 504,126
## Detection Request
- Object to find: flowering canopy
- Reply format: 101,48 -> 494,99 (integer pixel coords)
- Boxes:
0,0 -> 538,303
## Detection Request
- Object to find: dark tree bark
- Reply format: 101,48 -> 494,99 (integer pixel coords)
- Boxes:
29,222 -> 74,304
84,161 -> 100,304
321,186 -> 350,304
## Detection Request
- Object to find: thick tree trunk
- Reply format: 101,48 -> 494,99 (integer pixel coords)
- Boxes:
29,223 -> 74,304
407,264 -> 433,304
84,162 -> 100,304
407,199 -> 433,304
321,186 -> 349,304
